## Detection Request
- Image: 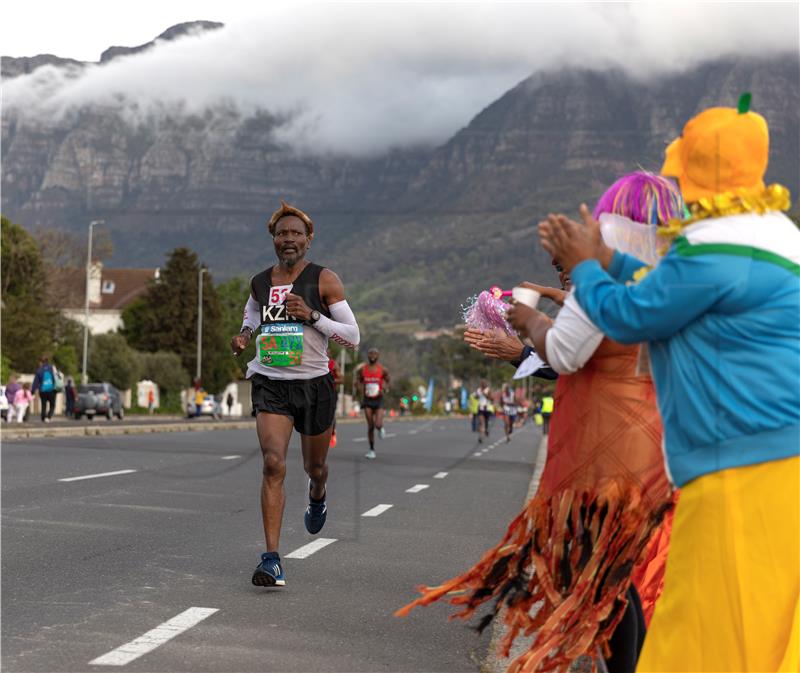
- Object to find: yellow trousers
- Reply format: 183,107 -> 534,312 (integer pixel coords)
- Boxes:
637,455 -> 800,672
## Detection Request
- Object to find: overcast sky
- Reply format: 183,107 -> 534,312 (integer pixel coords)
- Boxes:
3,2 -> 798,155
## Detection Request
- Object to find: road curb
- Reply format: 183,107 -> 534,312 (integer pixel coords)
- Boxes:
0,413 -> 457,441
482,433 -> 548,673
1,420 -> 256,441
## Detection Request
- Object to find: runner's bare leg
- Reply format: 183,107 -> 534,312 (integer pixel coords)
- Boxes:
364,406 -> 375,446
256,412 -> 294,551
301,428 -> 333,500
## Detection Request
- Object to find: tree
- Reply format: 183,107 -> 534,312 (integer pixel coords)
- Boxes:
138,351 -> 190,396
88,333 -> 140,390
121,247 -> 233,393
0,216 -> 56,371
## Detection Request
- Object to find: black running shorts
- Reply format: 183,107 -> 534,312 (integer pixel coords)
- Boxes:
250,372 -> 337,436
362,397 -> 383,410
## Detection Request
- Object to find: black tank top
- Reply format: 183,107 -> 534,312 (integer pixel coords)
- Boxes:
250,262 -> 331,327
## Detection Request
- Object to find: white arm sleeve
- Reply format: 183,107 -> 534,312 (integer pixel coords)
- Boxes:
241,295 -> 260,332
314,300 -> 360,349
545,290 -> 604,374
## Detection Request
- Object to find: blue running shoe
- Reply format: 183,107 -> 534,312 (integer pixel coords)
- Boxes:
252,552 -> 285,587
304,480 -> 327,534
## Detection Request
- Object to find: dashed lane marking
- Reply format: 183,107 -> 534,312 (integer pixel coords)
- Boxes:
59,469 -> 137,483
285,538 -> 337,559
405,484 -> 430,493
221,455 -> 241,460
433,472 -> 448,479
362,504 -> 393,517
89,607 -> 218,666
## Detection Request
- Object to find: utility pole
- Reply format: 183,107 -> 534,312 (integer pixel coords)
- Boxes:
81,220 -> 103,385
196,267 -> 206,384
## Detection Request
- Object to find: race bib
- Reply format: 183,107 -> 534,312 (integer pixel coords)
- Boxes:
269,284 -> 293,306
257,323 -> 304,367
365,382 -> 380,398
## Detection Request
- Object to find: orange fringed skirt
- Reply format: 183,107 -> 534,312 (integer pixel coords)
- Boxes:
397,340 -> 675,673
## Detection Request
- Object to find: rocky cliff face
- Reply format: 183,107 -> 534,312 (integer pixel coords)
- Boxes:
2,41 -> 797,326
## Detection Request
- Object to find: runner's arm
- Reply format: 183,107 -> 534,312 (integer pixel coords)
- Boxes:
314,300 -> 361,349
317,269 -> 360,348
241,294 -> 260,333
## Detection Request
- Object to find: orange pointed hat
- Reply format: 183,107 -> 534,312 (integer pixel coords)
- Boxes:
661,93 -> 769,203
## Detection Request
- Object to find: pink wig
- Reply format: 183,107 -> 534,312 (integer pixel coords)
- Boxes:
593,171 -> 684,225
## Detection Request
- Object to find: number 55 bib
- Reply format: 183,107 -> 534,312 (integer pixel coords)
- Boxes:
257,324 -> 304,367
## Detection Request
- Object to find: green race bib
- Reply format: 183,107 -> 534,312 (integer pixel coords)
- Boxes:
257,323 -> 304,367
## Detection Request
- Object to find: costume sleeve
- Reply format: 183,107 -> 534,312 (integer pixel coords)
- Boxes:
241,295 -> 260,332
571,251 -> 737,344
544,291 -> 605,374
607,250 -> 649,283
314,300 -> 360,349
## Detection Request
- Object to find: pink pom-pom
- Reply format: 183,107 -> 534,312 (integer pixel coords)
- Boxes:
462,291 -> 514,334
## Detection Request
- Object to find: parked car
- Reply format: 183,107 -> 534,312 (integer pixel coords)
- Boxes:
74,383 -> 124,420
187,393 -> 221,420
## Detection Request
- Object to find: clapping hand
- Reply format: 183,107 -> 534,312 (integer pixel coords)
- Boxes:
463,328 -> 525,362
538,204 -> 614,272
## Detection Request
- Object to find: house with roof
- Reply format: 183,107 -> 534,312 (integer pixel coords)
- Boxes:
59,261 -> 159,334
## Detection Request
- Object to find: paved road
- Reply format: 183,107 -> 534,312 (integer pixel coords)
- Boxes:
2,417 -> 542,672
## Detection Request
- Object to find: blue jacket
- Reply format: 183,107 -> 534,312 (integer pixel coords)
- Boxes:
571,211 -> 800,487
31,364 -> 55,395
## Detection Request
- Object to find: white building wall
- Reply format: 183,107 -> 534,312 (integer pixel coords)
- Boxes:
62,309 -> 123,335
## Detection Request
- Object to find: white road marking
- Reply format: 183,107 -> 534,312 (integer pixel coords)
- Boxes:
221,455 -> 241,460
384,433 -> 397,438
59,469 -> 137,483
353,437 -> 368,443
405,484 -> 429,493
362,504 -> 393,517
434,472 -> 448,479
474,452 -> 482,457
285,538 -> 337,559
89,607 -> 218,666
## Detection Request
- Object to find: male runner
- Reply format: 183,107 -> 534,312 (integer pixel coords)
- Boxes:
357,348 -> 390,459
500,383 -> 517,442
231,200 -> 360,587
327,351 -> 341,449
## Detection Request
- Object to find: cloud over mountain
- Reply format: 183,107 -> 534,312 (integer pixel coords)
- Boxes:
4,3 -> 798,155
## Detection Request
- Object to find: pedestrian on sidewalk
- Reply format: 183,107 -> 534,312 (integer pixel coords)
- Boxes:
31,358 -> 57,423
5,375 -> 20,421
12,383 -> 33,423
65,378 -> 76,417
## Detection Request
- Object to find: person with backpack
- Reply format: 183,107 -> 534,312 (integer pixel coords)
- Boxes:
31,357 -> 57,423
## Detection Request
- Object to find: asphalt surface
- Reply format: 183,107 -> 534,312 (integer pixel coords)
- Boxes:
2,417 -> 542,673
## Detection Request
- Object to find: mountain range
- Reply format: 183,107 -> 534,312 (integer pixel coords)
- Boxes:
2,23 -> 798,327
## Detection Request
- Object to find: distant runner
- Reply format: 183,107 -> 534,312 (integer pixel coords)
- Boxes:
357,348 -> 390,459
501,383 -> 517,442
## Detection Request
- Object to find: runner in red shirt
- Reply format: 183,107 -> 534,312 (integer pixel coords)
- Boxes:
357,348 -> 390,459
328,352 -> 341,448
